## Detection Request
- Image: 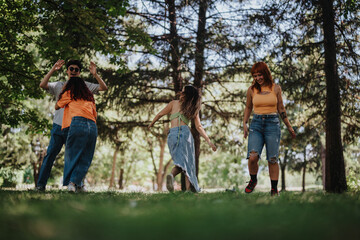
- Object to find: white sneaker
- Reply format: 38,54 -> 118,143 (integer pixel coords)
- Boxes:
166,174 -> 174,192
67,182 -> 76,193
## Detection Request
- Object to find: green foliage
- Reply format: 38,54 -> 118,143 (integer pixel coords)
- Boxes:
347,167 -> 360,192
200,152 -> 247,188
35,0 -> 130,63
0,0 -> 44,129
0,168 -> 19,187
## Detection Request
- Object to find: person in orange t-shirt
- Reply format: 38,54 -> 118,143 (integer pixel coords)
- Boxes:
56,77 -> 98,192
243,62 -> 296,196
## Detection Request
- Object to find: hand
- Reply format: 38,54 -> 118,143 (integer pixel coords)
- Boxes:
243,124 -> 249,139
288,126 -> 296,139
209,142 -> 217,152
52,59 -> 65,71
89,61 -> 97,76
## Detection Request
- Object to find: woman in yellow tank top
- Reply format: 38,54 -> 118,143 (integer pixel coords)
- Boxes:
243,62 -> 296,196
148,85 -> 216,192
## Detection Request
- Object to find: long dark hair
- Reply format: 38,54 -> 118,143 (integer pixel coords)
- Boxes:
58,77 -> 95,103
179,85 -> 201,120
250,62 -> 274,93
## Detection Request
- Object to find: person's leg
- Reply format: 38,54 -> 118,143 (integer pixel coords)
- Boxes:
37,124 -> 66,189
70,120 -> 97,186
248,153 -> 259,176
264,116 -> 281,195
268,161 -> 279,180
166,166 -> 181,192
245,117 -> 264,193
171,166 -> 182,177
185,176 -> 191,191
63,121 -> 86,186
268,161 -> 279,195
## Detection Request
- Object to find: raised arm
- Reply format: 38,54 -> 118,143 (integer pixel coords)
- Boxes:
148,101 -> 173,129
194,114 -> 217,152
276,85 -> 296,138
39,59 -> 65,90
243,87 -> 253,139
89,61 -> 108,91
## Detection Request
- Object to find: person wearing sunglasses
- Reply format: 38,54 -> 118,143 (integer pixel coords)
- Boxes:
36,59 -> 107,192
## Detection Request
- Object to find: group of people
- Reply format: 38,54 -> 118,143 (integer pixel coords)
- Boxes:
36,60 -> 295,195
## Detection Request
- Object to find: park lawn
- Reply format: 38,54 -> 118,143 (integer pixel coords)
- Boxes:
0,190 -> 359,240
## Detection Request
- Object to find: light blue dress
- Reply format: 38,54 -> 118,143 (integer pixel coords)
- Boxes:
167,112 -> 200,192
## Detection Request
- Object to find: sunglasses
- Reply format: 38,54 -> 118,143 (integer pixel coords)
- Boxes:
69,67 -> 80,72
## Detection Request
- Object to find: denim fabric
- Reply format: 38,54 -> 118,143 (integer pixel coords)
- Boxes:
167,125 -> 200,192
247,114 -> 281,162
37,124 -> 69,187
63,117 -> 97,186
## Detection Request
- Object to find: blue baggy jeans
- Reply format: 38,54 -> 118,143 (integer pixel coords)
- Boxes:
63,117 -> 97,186
247,114 -> 281,163
37,123 -> 69,187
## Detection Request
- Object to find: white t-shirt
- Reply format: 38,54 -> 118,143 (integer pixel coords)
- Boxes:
47,81 -> 99,126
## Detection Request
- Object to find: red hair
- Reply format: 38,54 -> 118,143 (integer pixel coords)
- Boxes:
250,62 -> 274,93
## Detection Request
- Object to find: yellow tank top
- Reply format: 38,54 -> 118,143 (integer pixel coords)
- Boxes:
252,84 -> 277,114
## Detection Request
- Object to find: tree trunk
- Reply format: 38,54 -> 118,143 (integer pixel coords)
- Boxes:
320,142 -> 326,190
33,146 -> 46,187
280,150 -> 288,192
166,0 -> 186,190
109,146 -> 119,189
119,168 -> 124,189
162,159 -> 172,182
192,0 -> 208,178
302,147 -> 307,192
156,123 -> 169,191
166,0 -> 182,93
320,0 -> 347,193
302,162 -> 307,192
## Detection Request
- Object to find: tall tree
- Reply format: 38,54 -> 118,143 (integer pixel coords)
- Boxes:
320,0 -> 347,193
192,0 -> 208,177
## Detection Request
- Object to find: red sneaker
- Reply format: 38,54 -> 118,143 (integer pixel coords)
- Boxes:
271,188 -> 279,196
245,179 -> 257,193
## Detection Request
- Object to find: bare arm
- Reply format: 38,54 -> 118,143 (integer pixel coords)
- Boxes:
276,85 -> 296,138
243,87 -> 253,139
148,101 -> 173,128
55,103 -> 60,110
194,114 -> 217,152
39,59 -> 65,90
89,61 -> 108,91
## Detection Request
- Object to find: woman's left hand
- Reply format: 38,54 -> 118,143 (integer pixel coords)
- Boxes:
288,126 -> 296,139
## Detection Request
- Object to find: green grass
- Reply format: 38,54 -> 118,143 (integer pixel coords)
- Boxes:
0,190 -> 359,240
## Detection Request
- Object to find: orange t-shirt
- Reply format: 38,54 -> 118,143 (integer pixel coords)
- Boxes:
57,91 -> 97,129
252,84 -> 278,114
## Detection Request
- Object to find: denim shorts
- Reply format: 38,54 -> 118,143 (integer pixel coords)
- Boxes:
247,114 -> 281,163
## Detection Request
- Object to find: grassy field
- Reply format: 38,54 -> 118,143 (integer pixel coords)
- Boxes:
0,190 -> 359,240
